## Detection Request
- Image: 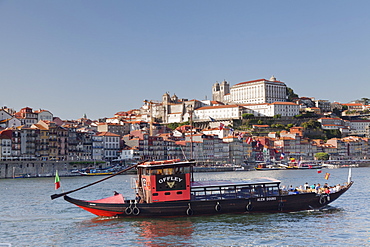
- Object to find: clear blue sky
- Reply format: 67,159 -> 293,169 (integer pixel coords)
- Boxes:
1,1 -> 369,120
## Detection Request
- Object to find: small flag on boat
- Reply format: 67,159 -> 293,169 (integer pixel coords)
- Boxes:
237,132 -> 244,140
55,170 -> 61,190
324,172 -> 330,180
280,153 -> 285,159
317,169 -> 322,174
246,137 -> 252,144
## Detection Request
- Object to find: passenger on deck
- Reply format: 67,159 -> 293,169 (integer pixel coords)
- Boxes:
288,185 -> 294,191
288,189 -> 299,195
280,186 -> 287,194
135,193 -> 141,203
304,182 -> 310,190
329,186 -> 335,193
336,184 -> 341,191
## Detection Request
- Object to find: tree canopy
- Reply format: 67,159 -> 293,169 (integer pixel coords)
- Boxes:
314,152 -> 330,160
286,87 -> 299,102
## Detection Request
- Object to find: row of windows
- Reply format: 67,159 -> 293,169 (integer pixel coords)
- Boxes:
191,184 -> 280,201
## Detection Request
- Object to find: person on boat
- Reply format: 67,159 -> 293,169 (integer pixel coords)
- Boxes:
288,185 -> 294,191
288,189 -> 299,195
135,193 -> 141,203
304,182 -> 310,190
336,184 -> 341,191
324,187 -> 330,194
280,185 -> 288,194
114,191 -> 119,196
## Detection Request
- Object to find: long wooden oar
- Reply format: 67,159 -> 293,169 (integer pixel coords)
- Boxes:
50,161 -> 147,200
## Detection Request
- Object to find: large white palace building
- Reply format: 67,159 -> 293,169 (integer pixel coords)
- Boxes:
212,76 -> 287,104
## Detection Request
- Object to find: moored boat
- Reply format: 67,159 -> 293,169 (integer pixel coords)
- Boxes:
254,163 -> 287,171
52,159 -> 353,217
283,162 -> 323,170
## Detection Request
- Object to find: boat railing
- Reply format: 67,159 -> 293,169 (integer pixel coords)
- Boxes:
191,190 -> 279,201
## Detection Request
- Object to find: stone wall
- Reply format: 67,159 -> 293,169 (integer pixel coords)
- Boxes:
0,161 -> 107,179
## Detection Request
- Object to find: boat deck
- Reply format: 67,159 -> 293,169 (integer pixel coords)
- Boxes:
191,177 -> 281,188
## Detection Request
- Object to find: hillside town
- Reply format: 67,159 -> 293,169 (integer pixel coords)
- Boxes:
1,76 -> 370,167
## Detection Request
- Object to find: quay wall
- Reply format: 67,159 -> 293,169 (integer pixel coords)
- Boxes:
0,161 -> 108,179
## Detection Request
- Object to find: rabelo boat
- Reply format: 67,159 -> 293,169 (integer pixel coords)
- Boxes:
52,159 -> 353,217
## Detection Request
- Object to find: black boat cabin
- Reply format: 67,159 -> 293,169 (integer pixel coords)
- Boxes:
136,160 -> 192,203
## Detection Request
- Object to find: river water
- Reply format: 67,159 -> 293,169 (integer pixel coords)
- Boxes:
1,167 -> 369,246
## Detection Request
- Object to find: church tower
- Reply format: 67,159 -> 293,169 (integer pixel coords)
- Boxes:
162,92 -> 170,104
212,80 -> 229,103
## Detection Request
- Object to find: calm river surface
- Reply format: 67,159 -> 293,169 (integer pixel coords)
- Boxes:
1,167 -> 369,246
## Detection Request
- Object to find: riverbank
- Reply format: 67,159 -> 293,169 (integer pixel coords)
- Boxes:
0,160 -> 117,179
1,159 -> 369,179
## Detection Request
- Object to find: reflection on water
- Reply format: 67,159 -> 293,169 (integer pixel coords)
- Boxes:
133,219 -> 194,246
72,217 -> 195,247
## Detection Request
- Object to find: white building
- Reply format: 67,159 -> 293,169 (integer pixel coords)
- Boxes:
97,132 -> 121,161
347,120 -> 370,136
92,135 -> 104,161
36,110 -> 53,122
242,102 -> 300,117
318,117 -> 345,130
118,147 -> 140,161
0,109 -> 13,121
193,105 -> 246,121
0,135 -> 12,160
0,117 -> 22,128
212,76 -> 287,104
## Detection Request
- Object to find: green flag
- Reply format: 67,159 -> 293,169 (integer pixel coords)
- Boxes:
55,170 -> 60,190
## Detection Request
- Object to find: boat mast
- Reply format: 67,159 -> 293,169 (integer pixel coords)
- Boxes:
187,105 -> 194,182
189,105 -> 193,160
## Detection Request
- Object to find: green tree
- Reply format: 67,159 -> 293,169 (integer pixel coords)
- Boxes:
324,129 -> 342,139
242,113 -> 254,119
332,108 -> 342,117
301,119 -> 321,129
286,87 -> 299,102
361,97 -> 370,105
273,124 -> 285,129
167,123 -> 181,130
314,152 -> 330,160
167,122 -> 189,130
